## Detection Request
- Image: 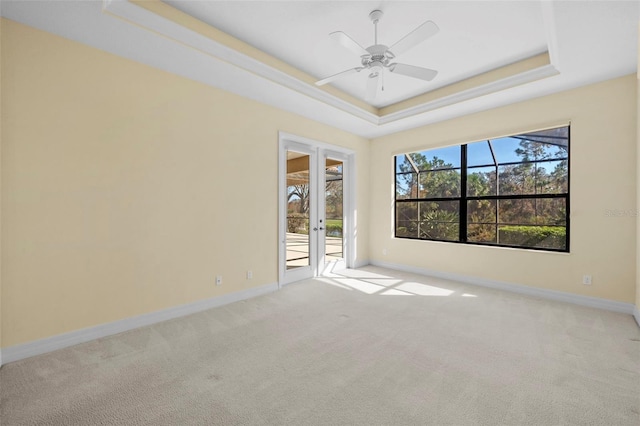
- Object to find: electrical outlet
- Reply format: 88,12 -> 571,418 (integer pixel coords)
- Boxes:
247,270 -> 253,279
382,248 -> 387,256
216,275 -> 222,286
582,275 -> 592,285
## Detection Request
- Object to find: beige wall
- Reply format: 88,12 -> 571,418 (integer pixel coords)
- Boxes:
0,12 -> 3,355
370,75 -> 637,304
0,19 -> 369,348
637,20 -> 640,312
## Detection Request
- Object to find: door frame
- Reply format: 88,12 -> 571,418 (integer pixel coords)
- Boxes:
278,132 -> 356,287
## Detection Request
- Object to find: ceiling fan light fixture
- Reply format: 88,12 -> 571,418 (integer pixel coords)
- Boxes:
316,9 -> 440,100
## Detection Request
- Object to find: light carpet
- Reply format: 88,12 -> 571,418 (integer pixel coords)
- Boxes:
1,266 -> 639,425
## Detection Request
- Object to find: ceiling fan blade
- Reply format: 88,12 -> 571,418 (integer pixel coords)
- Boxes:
315,67 -> 362,86
390,63 -> 438,81
365,72 -> 380,101
389,20 -> 439,57
330,31 -> 369,57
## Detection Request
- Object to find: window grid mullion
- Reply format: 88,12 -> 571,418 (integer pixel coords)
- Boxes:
460,145 -> 467,242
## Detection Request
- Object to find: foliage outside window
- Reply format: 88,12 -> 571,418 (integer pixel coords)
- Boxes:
395,126 -> 569,252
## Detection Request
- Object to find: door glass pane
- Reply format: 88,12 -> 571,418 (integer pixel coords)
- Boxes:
325,159 -> 343,263
286,151 -> 310,269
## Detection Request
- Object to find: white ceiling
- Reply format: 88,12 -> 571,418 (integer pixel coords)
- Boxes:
1,1 -> 639,139
165,1 -> 548,108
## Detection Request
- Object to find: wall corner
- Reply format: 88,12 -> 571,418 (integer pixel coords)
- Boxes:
635,18 -> 640,327
0,12 -> 5,365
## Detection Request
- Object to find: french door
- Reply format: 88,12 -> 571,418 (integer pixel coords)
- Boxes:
278,133 -> 353,285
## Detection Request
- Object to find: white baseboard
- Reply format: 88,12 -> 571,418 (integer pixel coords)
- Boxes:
633,306 -> 640,328
353,258 -> 370,269
1,282 -> 279,366
369,260 -> 635,315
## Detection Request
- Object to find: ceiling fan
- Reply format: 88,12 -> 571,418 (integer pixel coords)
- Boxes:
315,10 -> 439,101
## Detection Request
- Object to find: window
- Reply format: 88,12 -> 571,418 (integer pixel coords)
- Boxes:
394,126 -> 569,252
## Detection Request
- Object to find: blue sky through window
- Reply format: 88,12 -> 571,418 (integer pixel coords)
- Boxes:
467,141 -> 493,166
411,146 -> 460,170
401,129 -> 568,172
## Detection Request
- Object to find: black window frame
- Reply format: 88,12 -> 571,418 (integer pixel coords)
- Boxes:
394,126 -> 570,253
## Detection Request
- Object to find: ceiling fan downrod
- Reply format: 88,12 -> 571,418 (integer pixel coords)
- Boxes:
370,9 -> 383,45
364,10 -> 391,79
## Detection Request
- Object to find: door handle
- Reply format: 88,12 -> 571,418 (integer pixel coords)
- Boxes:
319,227 -> 325,230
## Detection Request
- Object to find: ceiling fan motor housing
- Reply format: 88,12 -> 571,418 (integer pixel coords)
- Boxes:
362,45 -> 392,69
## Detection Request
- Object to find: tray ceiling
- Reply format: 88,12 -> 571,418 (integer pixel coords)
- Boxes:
1,1 -> 638,138
166,0 -> 548,108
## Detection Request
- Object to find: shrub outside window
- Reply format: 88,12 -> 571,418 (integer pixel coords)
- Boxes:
394,126 -> 569,252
